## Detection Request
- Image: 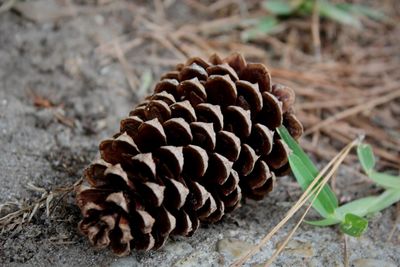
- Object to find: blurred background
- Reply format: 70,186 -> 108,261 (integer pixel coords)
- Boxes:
0,0 -> 399,266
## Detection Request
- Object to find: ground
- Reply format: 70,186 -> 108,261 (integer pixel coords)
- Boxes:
0,1 -> 399,266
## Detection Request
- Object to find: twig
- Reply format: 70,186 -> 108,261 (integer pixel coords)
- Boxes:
153,0 -> 166,23
53,110 -> 75,128
311,0 -> 321,61
183,0 -> 209,13
298,97 -> 367,110
209,0 -> 238,12
343,235 -> 349,267
150,34 -> 187,60
113,41 -> 139,92
305,89 -> 400,135
387,203 -> 400,242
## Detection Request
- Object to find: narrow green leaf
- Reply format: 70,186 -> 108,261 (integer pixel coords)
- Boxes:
277,126 -> 318,175
368,171 -> 400,190
339,213 -> 368,237
257,17 -> 279,33
241,17 -> 278,41
306,217 -> 341,226
337,3 -> 386,21
319,0 -> 362,28
296,0 -> 314,15
357,142 -> 400,189
335,196 -> 376,220
263,0 -> 294,15
357,143 -> 375,173
309,190 -> 400,228
337,189 -> 400,219
138,69 -> 153,96
364,189 -> 400,215
289,154 -> 336,218
277,126 -> 339,209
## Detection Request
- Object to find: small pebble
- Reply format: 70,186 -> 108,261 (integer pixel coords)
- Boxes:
216,238 -> 253,260
275,239 -> 314,258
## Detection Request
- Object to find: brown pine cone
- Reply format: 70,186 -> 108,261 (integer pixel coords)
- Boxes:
75,53 -> 303,255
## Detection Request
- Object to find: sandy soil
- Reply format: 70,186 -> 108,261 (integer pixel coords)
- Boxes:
0,1 -> 399,266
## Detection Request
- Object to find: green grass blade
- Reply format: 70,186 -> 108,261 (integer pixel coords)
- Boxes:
368,171 -> 400,190
277,126 -> 318,175
337,3 -> 386,21
296,0 -> 313,15
263,0 -> 295,15
289,154 -> 336,218
335,196 -> 376,219
319,0 -> 361,28
357,143 -> 400,189
138,69 -> 153,96
277,126 -> 339,210
257,17 -> 279,33
339,213 -> 368,237
306,217 -> 341,226
309,189 -> 400,228
241,17 -> 278,41
357,143 -> 375,173
365,189 -> 400,215
337,190 -> 400,219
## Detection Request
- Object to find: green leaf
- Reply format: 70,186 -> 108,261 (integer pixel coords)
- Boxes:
289,154 -> 336,218
241,17 -> 278,41
277,126 -> 339,210
357,143 -> 400,189
339,213 -> 368,237
296,0 -> 314,15
368,171 -> 400,190
364,189 -> 400,215
357,143 -> 375,173
306,217 -> 341,226
319,0 -> 362,28
257,17 -> 279,32
277,126 -> 319,176
335,196 -> 376,219
337,189 -> 400,219
138,69 -> 153,96
263,0 -> 295,15
309,189 -> 400,229
337,3 -> 386,21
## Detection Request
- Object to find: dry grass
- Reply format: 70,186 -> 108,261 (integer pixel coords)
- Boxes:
0,179 -> 82,234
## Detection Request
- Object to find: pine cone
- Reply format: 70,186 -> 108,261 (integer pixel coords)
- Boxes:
75,53 -> 303,255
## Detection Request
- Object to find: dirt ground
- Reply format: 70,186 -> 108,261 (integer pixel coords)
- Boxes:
0,1 -> 399,266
